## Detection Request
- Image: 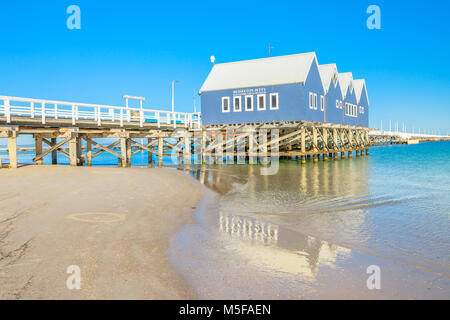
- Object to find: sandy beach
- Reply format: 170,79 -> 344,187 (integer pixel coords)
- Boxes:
0,165 -> 204,299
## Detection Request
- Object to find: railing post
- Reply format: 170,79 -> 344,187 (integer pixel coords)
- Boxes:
157,112 -> 160,128
75,105 -> 79,120
173,113 -> 176,128
139,109 -> 144,127
5,99 -> 10,123
42,102 -> 46,124
97,106 -> 101,126
120,108 -> 123,127
71,105 -> 75,125
54,104 -> 58,119
31,102 -> 35,118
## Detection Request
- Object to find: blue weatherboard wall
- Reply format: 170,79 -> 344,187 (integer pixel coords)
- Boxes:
323,80 -> 344,125
358,84 -> 369,127
200,61 -> 325,125
343,87 -> 358,126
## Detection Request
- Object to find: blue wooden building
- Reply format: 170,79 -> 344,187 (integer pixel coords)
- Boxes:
318,63 -> 343,125
199,53 -> 369,127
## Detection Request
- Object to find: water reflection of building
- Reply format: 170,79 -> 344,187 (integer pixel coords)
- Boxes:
219,213 -> 351,278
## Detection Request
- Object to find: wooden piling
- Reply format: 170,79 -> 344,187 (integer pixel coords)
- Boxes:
8,133 -> 17,169
158,137 -> 163,167
201,130 -> 206,165
86,138 -> 92,166
120,137 -> 127,168
35,136 -> 43,165
147,138 -> 153,167
69,133 -> 80,167
126,138 -> 132,167
301,128 -> 306,164
51,138 -> 57,164
248,131 -> 255,165
184,133 -> 191,165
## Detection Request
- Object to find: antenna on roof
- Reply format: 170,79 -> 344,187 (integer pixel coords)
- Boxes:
210,55 -> 215,64
268,44 -> 274,57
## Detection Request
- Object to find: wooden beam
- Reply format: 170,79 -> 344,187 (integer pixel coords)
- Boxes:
33,136 -> 71,162
130,139 -> 159,156
42,138 -> 70,158
256,129 -> 302,151
84,137 -> 122,159
91,140 -> 120,158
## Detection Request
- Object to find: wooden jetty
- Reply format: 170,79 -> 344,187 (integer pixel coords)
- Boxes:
2,95 -> 447,169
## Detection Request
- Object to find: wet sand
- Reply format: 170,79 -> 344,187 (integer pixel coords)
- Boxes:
0,166 -> 204,299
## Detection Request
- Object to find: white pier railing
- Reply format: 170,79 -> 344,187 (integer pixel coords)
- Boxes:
369,130 -> 449,139
0,95 -> 201,129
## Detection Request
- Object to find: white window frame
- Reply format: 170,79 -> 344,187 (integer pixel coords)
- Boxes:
222,97 -> 230,113
269,93 -> 279,110
309,92 -> 313,109
233,96 -> 242,112
245,95 -> 254,111
257,94 -> 266,111
336,99 -> 339,109
313,93 -> 318,110
353,104 -> 357,117
320,95 -> 325,111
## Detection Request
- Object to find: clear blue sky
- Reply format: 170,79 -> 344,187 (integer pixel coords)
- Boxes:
1,0 -> 449,134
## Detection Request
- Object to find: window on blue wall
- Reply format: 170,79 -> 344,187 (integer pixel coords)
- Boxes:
309,92 -> 313,109
270,93 -> 279,110
320,95 -> 324,111
353,105 -> 357,117
336,100 -> 339,109
314,94 -> 318,110
257,94 -> 266,111
222,97 -> 230,113
233,96 -> 241,112
245,95 -> 253,111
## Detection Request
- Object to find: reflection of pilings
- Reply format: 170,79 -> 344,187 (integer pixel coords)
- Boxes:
218,212 -> 351,277
219,213 -> 279,245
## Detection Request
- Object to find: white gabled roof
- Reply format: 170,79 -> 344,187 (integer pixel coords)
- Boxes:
353,79 -> 369,105
318,63 -> 338,94
337,72 -> 353,98
199,52 -> 317,93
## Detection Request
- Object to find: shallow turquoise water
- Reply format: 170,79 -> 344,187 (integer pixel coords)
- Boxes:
170,141 -> 449,299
